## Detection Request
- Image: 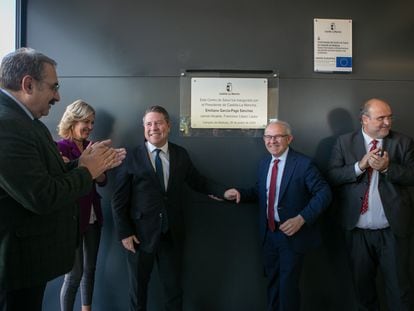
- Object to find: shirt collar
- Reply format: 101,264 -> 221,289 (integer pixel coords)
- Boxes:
361,128 -> 383,146
272,147 -> 289,162
0,88 -> 35,120
146,141 -> 169,154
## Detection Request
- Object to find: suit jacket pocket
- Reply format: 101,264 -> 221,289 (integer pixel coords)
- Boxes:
131,211 -> 143,220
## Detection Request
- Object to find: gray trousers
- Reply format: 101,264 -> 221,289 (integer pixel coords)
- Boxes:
60,222 -> 101,310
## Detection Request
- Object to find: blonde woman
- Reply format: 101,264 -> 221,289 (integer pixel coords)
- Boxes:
57,100 -> 106,311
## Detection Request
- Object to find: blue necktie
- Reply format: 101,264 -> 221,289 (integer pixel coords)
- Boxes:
155,149 -> 165,191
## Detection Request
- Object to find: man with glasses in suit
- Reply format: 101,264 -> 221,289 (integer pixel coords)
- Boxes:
225,120 -> 331,311
0,48 -> 125,311
328,98 -> 414,310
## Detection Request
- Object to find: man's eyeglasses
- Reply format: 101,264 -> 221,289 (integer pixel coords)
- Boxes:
373,116 -> 393,122
35,78 -> 60,92
263,134 -> 288,141
41,80 -> 60,92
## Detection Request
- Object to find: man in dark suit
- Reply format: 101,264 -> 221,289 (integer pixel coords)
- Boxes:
224,120 -> 331,311
111,105 -> 227,311
0,48 -> 125,311
328,98 -> 413,310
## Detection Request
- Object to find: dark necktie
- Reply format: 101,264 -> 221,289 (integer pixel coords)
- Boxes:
360,139 -> 378,214
267,159 -> 280,231
155,149 -> 169,232
155,149 -> 165,191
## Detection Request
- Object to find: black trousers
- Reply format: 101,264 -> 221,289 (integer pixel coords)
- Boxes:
345,227 -> 411,311
126,231 -> 183,311
0,284 -> 46,311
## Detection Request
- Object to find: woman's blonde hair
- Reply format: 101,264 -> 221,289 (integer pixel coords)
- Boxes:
57,99 -> 95,139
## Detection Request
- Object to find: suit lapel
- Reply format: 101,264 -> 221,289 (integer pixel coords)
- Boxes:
352,131 -> 366,162
138,143 -> 166,192
166,144 -> 175,191
260,156 -> 272,199
278,149 -> 297,202
138,143 -> 156,172
382,132 -> 393,154
33,119 -> 67,171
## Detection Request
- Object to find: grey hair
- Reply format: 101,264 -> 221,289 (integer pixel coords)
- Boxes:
0,47 -> 57,91
359,98 -> 389,118
266,120 -> 292,135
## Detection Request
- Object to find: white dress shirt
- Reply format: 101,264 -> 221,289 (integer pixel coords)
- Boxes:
266,148 -> 289,222
354,130 -> 389,229
146,141 -> 170,191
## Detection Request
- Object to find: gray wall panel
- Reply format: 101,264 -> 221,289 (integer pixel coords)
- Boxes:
27,1 -> 414,79
21,0 -> 414,310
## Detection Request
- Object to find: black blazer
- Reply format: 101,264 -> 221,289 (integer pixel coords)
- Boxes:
111,142 -> 226,252
0,91 -> 92,290
328,129 -> 414,237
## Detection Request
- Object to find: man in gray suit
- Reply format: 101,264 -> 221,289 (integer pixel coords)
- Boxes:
328,98 -> 413,310
0,48 -> 125,311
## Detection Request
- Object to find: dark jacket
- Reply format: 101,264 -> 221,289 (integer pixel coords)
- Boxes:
0,90 -> 92,290
328,129 -> 414,237
111,141 -> 226,252
57,139 -> 106,234
239,148 -> 332,253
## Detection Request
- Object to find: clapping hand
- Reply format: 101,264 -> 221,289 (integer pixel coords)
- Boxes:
79,139 -> 126,178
